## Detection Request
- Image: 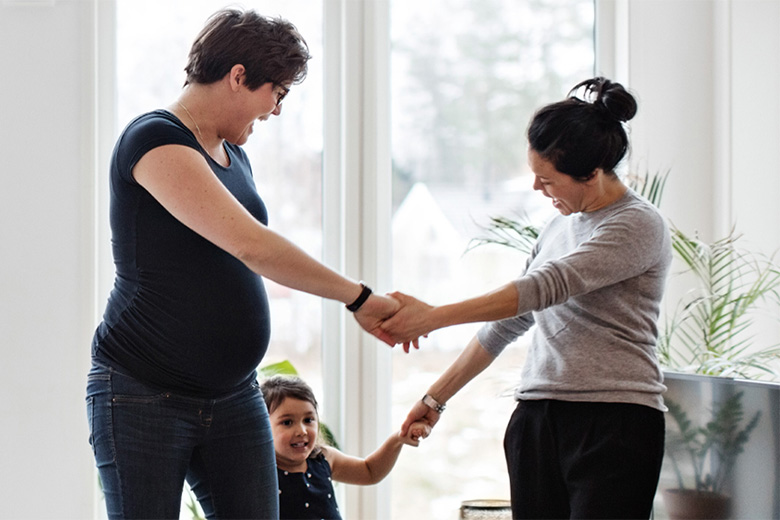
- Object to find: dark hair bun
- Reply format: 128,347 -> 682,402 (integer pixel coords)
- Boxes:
569,77 -> 637,123
528,76 -> 637,178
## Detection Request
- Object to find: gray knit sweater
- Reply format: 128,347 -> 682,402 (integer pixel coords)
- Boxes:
476,189 -> 671,411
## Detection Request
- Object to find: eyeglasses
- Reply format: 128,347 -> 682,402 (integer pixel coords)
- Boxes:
276,85 -> 290,106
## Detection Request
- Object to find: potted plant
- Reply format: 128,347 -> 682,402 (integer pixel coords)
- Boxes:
657,226 -> 780,380
469,169 -> 780,380
662,391 -> 760,519
467,169 -> 780,517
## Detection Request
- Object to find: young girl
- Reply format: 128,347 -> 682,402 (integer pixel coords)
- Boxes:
260,375 -> 430,519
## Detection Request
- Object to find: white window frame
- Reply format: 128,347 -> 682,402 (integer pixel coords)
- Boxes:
322,1 -> 394,518
97,1 -> 395,518
98,2 -> 609,518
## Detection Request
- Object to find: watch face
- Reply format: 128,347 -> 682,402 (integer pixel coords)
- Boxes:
424,394 -> 445,412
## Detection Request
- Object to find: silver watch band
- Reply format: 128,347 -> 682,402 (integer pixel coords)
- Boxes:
422,393 -> 446,413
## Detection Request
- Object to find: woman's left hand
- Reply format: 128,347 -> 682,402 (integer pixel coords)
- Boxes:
401,398 -> 441,437
379,291 -> 435,349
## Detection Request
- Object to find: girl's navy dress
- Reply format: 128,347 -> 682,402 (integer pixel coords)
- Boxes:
278,452 -> 342,520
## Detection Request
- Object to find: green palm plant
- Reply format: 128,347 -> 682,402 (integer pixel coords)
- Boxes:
657,227 -> 780,379
467,168 -> 668,256
468,168 -> 780,380
626,167 -> 669,207
466,214 -> 539,256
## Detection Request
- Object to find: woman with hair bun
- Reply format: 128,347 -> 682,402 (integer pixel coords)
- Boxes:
383,77 -> 671,519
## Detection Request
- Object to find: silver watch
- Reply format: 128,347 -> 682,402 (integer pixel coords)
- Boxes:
422,394 -> 446,413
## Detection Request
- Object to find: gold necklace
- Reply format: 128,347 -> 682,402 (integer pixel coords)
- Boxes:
177,100 -> 205,144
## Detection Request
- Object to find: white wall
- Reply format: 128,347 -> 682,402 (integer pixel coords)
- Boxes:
610,0 -> 780,348
2,0 -> 780,517
622,0 -> 718,240
609,0 -> 780,252
0,1 -> 98,518
728,0 -> 780,252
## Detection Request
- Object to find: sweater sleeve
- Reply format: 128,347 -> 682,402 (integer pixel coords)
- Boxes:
476,192 -> 670,357
512,202 -> 669,317
477,312 -> 536,357
476,238 -> 540,356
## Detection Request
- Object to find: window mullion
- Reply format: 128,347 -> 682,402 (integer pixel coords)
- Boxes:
322,0 -> 393,518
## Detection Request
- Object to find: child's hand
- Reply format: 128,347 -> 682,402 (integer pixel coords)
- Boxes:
400,421 -> 432,447
410,421 -> 431,442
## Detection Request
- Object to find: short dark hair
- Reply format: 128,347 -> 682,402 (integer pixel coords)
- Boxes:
260,375 -> 318,416
527,77 -> 638,181
184,8 -> 311,90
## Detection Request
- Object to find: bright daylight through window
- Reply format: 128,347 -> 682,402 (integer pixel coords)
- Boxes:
390,0 -> 594,518
116,2 -> 323,516
115,0 -> 594,518
116,0 -> 324,397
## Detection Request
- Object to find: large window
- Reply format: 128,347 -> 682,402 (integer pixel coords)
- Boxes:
115,3 -> 324,516
389,1 -> 595,518
116,0 -> 324,393
113,1 -> 594,518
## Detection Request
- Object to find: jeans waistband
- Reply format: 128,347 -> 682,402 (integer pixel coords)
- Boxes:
88,358 -> 258,404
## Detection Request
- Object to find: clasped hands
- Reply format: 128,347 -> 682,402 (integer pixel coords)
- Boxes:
353,290 -> 445,445
353,291 -> 435,352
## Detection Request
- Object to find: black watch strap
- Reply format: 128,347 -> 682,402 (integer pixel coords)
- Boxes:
346,282 -> 372,312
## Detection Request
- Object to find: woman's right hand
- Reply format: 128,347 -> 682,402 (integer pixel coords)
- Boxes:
353,292 -> 402,348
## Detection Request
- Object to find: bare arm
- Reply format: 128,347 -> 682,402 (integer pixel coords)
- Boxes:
322,432 -> 405,486
133,144 -> 399,342
381,285 -> 519,347
401,336 -> 497,435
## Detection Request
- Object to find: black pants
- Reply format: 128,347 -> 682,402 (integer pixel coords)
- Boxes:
504,399 -> 665,520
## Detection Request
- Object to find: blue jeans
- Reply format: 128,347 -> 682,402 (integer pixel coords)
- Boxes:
86,362 -> 279,519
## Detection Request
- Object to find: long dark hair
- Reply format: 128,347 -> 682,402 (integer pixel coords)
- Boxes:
527,77 -> 637,181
